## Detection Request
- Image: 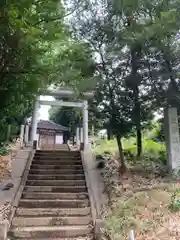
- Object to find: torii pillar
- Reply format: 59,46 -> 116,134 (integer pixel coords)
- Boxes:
30,96 -> 40,145
83,100 -> 89,149
76,127 -> 80,147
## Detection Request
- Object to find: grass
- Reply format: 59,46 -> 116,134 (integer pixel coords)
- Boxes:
94,138 -> 167,164
170,188 -> 180,212
94,137 -> 180,239
104,184 -> 180,240
94,138 -> 136,156
94,139 -> 118,156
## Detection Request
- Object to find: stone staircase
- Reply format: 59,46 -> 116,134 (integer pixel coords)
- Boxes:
40,144 -> 69,151
8,150 -> 93,239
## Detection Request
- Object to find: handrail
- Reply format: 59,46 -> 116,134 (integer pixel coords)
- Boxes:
8,148 -> 35,227
81,146 -> 101,222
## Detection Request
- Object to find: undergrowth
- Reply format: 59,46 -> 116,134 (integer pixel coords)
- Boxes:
0,143 -> 10,156
94,137 -> 180,239
104,187 -> 179,240
170,188 -> 180,212
94,138 -> 167,164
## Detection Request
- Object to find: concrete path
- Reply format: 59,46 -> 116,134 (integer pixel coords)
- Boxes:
0,148 -> 32,203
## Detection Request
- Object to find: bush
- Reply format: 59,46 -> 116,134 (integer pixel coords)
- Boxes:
0,143 -> 10,156
94,139 -> 118,156
143,140 -> 166,163
169,188 -> 180,212
94,138 -> 167,164
123,140 -> 167,164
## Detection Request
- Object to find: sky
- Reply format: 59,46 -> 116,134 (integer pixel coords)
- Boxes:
38,95 -> 55,120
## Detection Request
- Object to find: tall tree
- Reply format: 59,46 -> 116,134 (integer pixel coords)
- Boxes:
68,0 -> 180,161
0,0 -> 96,143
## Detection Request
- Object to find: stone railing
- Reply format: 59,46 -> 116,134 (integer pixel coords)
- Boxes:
0,147 -> 35,240
81,144 -> 106,239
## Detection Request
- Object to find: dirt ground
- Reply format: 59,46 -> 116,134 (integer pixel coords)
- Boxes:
102,157 -> 180,240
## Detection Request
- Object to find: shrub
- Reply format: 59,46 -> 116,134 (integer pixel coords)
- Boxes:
94,138 -> 167,164
169,188 -> 180,212
124,140 -> 167,164
0,143 -> 10,156
94,139 -> 118,156
142,140 -> 166,163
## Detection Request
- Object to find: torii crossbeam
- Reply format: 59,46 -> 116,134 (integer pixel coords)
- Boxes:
30,88 -> 94,149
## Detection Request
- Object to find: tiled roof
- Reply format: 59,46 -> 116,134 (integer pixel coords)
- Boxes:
37,120 -> 69,131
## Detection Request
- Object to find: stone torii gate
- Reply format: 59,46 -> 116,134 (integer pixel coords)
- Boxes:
30,89 -> 93,150
20,89 -> 180,172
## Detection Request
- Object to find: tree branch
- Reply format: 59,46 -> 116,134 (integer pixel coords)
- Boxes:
34,3 -> 82,26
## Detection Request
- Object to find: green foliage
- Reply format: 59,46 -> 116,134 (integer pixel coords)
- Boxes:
70,0 -> 180,159
0,0 -> 96,143
144,119 -> 165,142
0,144 -> 10,156
94,139 -> 118,156
0,0 -> 65,141
49,106 -> 81,132
94,137 -> 167,164
124,140 -> 167,164
170,188 -> 180,212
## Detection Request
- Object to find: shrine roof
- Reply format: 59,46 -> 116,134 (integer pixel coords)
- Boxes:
37,120 -> 69,132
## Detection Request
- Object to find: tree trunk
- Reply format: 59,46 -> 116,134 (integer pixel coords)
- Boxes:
116,134 -> 126,173
130,41 -> 142,157
6,124 -> 11,143
136,126 -> 142,156
72,135 -> 75,145
134,86 -> 142,157
107,127 -> 112,140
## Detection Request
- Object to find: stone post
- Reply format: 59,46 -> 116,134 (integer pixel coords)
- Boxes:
0,220 -> 8,240
30,96 -> 40,142
83,100 -> 88,148
20,124 -> 25,148
80,128 -> 83,143
24,124 -> 29,145
76,127 -> 80,147
164,107 -> 180,171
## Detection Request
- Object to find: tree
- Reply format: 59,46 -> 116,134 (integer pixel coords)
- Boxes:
0,0 -> 66,140
69,0 -> 152,163
0,0 -> 96,144
49,106 -> 81,128
102,0 -> 180,156
68,0 -> 180,165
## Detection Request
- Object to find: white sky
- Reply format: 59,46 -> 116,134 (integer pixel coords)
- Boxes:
38,96 -> 55,120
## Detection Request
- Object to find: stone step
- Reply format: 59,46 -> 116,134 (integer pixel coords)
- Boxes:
30,164 -> 83,170
9,225 -> 93,238
19,199 -> 89,208
32,159 -> 82,165
24,186 -> 87,193
27,174 -> 85,180
36,149 -> 78,152
34,157 -> 80,160
35,152 -> 79,156
12,237 -> 93,240
29,169 -> 84,174
8,149 -> 93,239
16,207 -> 91,217
32,160 -> 82,168
25,179 -> 86,186
22,192 -> 88,200
12,216 -> 92,227
34,156 -> 81,160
